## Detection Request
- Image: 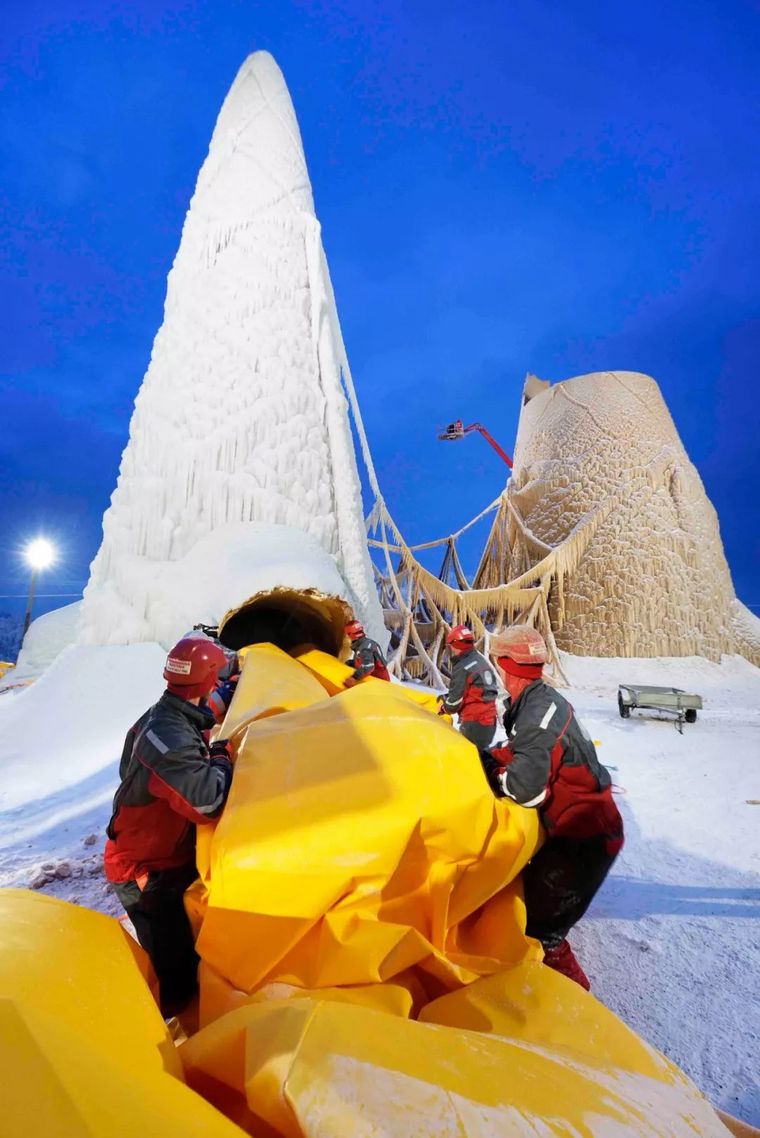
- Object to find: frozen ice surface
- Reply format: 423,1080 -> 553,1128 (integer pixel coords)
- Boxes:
82,522 -> 363,649
509,371 -> 759,665
80,51 -> 384,649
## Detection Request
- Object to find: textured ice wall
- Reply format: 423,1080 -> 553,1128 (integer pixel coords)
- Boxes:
80,52 -> 384,648
510,371 -> 759,663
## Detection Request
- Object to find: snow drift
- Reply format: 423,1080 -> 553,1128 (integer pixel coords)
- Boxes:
13,601 -> 82,680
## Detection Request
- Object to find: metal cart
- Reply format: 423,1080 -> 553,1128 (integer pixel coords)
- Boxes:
617,684 -> 703,733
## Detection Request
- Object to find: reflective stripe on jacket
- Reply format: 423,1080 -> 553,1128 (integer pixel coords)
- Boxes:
104,691 -> 229,883
348,636 -> 390,681
490,681 -> 623,847
442,648 -> 498,725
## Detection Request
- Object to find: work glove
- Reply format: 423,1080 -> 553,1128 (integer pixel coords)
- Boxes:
479,750 -> 508,797
344,675 -> 358,688
436,695 -> 448,716
208,739 -> 233,798
209,739 -> 232,762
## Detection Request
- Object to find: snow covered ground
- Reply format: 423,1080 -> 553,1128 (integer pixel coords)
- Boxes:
562,652 -> 760,1126
0,647 -> 758,1124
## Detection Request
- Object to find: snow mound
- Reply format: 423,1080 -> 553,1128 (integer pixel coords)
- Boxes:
0,642 -> 165,824
83,522 -> 361,650
14,600 -> 82,679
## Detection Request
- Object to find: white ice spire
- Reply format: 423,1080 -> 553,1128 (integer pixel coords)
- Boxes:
80,52 -> 385,647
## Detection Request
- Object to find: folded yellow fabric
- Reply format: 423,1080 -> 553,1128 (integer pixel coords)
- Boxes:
0,890 -> 245,1137
180,995 -> 731,1138
196,681 -> 540,997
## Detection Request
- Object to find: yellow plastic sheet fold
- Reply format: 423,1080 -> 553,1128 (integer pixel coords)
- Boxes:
0,891 -> 244,1137
180,995 -> 731,1138
196,681 -> 540,996
220,643 -> 329,739
2,639 -> 739,1137
198,644 -> 330,887
295,646 -> 442,714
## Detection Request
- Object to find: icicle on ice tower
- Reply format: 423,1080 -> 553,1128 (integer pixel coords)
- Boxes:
78,51 -> 760,671
80,52 -> 384,649
502,371 -> 760,664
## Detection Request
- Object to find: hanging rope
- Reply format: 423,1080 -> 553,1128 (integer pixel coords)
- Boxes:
321,287 -> 608,688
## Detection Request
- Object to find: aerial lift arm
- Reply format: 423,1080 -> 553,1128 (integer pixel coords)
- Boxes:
438,420 -> 513,468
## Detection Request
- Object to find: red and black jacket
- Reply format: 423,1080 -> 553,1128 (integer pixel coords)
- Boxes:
442,648 -> 499,725
104,691 -> 231,884
485,681 -> 623,847
348,636 -> 390,682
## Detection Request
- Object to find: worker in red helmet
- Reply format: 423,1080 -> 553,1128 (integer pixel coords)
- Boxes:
104,635 -> 234,1015
440,624 -> 499,749
344,619 -> 390,686
200,637 -> 240,724
481,624 -> 624,991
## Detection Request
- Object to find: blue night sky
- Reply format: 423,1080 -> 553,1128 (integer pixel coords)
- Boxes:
1,0 -> 759,622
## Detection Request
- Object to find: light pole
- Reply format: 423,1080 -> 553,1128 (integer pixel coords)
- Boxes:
22,538 -> 57,638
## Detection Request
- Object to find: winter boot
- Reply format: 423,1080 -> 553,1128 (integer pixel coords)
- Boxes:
542,939 -> 591,990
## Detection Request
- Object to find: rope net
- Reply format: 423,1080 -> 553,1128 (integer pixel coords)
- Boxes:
366,491 -> 612,688
331,342 -> 607,688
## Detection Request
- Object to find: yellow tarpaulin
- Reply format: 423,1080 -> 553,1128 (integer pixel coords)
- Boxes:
182,641 -> 734,1136
195,680 -> 540,999
180,995 -> 731,1138
0,890 -> 245,1137
219,643 -> 329,740
295,646 -> 442,715
3,639 -> 739,1136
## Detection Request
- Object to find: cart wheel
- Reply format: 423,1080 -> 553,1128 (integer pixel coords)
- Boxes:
684,709 -> 697,723
618,693 -> 630,719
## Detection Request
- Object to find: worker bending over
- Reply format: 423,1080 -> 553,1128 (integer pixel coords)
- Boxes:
481,624 -> 624,990
440,624 -> 499,749
104,637 -> 234,1015
344,619 -> 390,685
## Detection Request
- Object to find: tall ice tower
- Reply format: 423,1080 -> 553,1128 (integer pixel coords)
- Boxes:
80,53 -> 384,647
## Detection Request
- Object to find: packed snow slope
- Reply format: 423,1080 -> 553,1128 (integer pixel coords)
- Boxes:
12,600 -> 82,679
80,51 -> 384,649
0,647 -> 757,1125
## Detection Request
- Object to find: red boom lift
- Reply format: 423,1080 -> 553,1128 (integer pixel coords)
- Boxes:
437,420 -> 513,468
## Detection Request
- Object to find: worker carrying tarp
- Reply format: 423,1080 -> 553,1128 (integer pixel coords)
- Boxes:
480,624 -> 624,990
440,624 -> 499,749
344,619 -> 390,685
104,636 -> 234,1015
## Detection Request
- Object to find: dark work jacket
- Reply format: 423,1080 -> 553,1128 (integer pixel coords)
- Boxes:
442,648 -> 498,725
104,691 -> 230,883
488,681 -> 623,848
348,636 -> 390,681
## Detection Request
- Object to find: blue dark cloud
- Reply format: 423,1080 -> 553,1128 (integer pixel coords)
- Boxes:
1,0 -> 758,617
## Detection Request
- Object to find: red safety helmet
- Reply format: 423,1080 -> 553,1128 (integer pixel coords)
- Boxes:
163,637 -> 229,700
345,620 -> 365,641
490,624 -> 547,678
446,624 -> 475,652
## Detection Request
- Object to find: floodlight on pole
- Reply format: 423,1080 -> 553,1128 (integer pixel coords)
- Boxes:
22,538 -> 57,637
